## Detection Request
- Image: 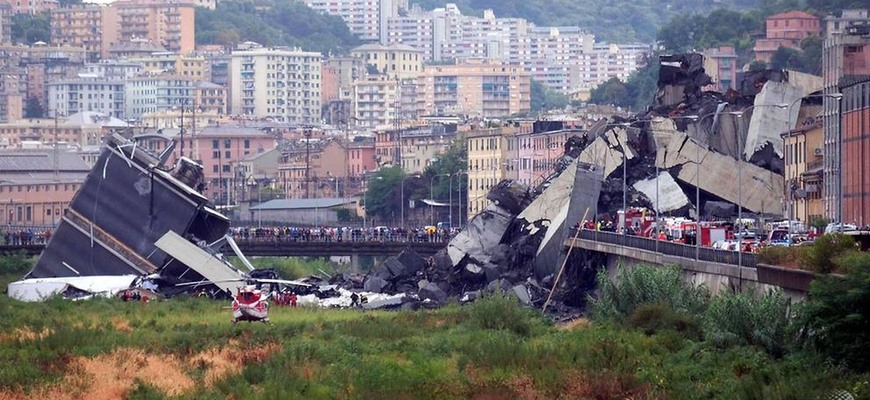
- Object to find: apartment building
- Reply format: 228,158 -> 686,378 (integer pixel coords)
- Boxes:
303,0 -> 407,43
191,126 -> 278,202
47,78 -> 125,118
416,60 -> 531,118
0,44 -> 87,110
841,77 -> 870,226
352,75 -> 400,129
51,1 -> 195,61
107,38 -> 167,59
0,111 -> 127,149
104,1 -> 195,56
754,10 -> 821,63
80,59 -> 144,80
50,4 -> 109,62
822,20 -> 870,222
703,46 -> 739,93
782,102 -> 825,226
350,43 -> 423,80
128,52 -> 208,78
228,44 -> 322,124
0,72 -> 22,123
125,75 -> 194,119
387,5 -> 647,96
0,4 -> 10,45
374,123 -> 456,173
0,150 -> 91,228
465,125 -> 512,218
0,0 -> 57,14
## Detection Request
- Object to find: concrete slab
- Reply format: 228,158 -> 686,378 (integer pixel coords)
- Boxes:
745,81 -> 804,159
632,171 -> 690,213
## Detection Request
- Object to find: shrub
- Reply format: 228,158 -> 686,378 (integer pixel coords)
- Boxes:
797,256 -> 870,372
463,292 -> 546,337
799,233 -> 856,273
627,303 -> 702,339
0,252 -> 34,275
702,289 -> 792,357
756,246 -> 801,268
589,265 -> 709,322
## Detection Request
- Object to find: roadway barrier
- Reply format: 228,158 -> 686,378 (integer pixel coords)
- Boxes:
576,229 -> 757,268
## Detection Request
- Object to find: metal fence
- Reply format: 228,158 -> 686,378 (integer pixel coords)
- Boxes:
577,229 -> 757,268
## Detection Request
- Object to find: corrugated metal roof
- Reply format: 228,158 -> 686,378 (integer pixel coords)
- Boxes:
0,150 -> 91,172
251,197 -> 359,210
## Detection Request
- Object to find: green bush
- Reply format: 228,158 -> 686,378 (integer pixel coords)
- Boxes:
463,292 -> 546,337
627,303 -> 702,339
799,234 -> 856,273
703,289 -> 792,357
589,265 -> 709,322
756,246 -> 801,267
0,252 -> 34,275
798,254 -> 870,372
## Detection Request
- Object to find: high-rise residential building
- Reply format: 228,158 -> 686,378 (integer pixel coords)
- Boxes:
781,101 -> 825,226
104,1 -> 195,56
754,10 -> 821,63
0,4 -> 10,45
703,46 -> 739,93
841,77 -> 870,226
228,44 -> 322,124
51,1 -> 195,62
47,78 -> 126,118
415,60 -> 530,118
0,43 -> 87,110
304,0 -> 407,44
125,75 -> 197,119
822,19 -> 870,223
352,75 -> 400,129
50,5 -> 109,62
0,0 -> 57,15
387,5 -> 647,96
350,43 -> 423,80
128,52 -> 209,78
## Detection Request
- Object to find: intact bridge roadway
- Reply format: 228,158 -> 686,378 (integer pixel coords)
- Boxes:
0,240 -> 447,258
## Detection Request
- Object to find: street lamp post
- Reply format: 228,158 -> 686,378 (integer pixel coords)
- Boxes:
303,126 -> 313,199
432,173 -> 450,226
452,171 -> 468,227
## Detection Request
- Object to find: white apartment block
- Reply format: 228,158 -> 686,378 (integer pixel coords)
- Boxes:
304,0 -> 407,44
229,45 -> 322,124
386,4 -> 650,95
80,60 -> 144,80
47,79 -> 126,119
352,76 -> 400,129
125,75 -> 196,120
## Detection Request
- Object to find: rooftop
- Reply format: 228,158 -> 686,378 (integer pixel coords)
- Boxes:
251,197 -> 359,210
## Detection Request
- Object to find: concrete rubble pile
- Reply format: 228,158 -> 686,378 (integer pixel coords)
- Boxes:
352,53 -> 822,315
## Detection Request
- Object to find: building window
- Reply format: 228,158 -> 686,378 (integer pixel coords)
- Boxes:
212,140 -> 219,149
244,139 -> 250,149
225,151 -> 231,159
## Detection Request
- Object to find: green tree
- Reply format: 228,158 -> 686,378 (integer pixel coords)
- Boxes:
748,60 -> 768,71
589,78 -> 629,108
797,252 -> 870,372
656,13 -> 704,53
363,166 -> 404,224
799,35 -> 823,75
24,97 -> 45,119
196,0 -> 360,55
769,46 -> 807,72
530,80 -> 569,114
11,13 -> 50,45
424,136 -> 467,212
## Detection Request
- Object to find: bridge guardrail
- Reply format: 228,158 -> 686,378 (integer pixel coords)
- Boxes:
576,229 -> 757,268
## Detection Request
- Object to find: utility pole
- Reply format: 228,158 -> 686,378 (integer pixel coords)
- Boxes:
179,100 -> 186,158
53,110 -> 59,180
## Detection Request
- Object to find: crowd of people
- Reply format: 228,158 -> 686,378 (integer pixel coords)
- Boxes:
3,227 -> 52,245
228,226 -> 456,243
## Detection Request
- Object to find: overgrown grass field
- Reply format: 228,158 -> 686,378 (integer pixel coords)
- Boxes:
1,254 -> 868,399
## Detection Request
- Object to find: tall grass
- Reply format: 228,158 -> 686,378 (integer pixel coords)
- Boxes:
589,265 -> 709,322
703,289 -> 792,357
